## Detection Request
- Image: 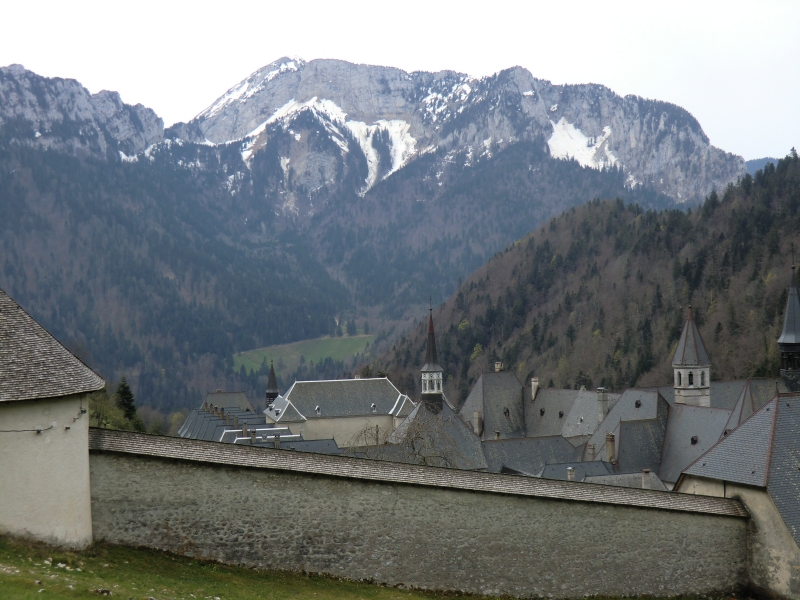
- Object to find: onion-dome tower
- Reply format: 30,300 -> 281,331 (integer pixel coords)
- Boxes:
672,306 -> 711,407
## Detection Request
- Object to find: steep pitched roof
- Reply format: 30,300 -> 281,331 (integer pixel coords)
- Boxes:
658,404 -> 732,483
672,307 -> 710,367
203,391 -> 256,412
779,272 -> 800,344
265,361 -> 280,399
682,397 -> 777,487
766,396 -> 800,547
421,310 -> 442,373
526,389 -> 584,438
461,371 -> 525,440
0,288 -> 104,402
281,378 -> 409,419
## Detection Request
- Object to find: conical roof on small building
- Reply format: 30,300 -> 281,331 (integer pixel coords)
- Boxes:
421,309 -> 442,373
778,269 -> 800,344
0,288 -> 104,403
672,307 -> 710,367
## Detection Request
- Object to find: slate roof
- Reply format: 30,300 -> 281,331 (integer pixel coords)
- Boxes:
386,403 -> 487,471
263,393 -> 306,423
178,406 -> 270,441
585,389 -> 667,462
679,393 -> 800,548
273,378 -> 410,421
203,391 -> 257,412
654,380 -> 748,410
658,404 -> 732,483
682,397 -> 777,487
526,389 -> 584,438
561,388 -> 615,443
672,307 -> 711,367
89,428 -> 748,517
778,273 -> 800,344
0,287 -> 104,402
421,310 -> 442,373
459,371 -> 525,439
481,436 -> 583,474
586,472 -> 669,492
616,413 -> 667,474
540,461 -> 614,481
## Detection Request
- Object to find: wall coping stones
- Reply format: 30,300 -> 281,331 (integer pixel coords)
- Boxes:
89,428 -> 748,518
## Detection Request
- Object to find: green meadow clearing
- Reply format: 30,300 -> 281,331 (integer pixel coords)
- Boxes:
233,335 -> 375,375
0,536 -> 469,600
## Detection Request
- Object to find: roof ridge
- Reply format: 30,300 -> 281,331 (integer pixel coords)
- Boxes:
764,394 -> 781,487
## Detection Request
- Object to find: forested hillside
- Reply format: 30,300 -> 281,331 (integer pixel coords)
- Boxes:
378,153 -> 800,404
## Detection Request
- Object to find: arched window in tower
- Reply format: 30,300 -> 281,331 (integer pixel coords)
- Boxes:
701,371 -> 705,386
677,372 -> 682,386
437,380 -> 441,391
689,372 -> 694,386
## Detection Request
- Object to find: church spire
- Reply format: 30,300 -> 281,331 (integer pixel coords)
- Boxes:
672,305 -> 711,406
778,264 -> 800,391
265,360 -> 280,406
420,309 -> 444,412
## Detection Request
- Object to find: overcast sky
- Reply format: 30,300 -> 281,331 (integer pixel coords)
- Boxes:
2,0 -> 797,160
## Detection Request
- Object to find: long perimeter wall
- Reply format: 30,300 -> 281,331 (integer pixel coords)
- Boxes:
89,429 -> 748,599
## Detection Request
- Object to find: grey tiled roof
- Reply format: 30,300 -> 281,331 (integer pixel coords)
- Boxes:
586,472 -> 669,492
203,391 -> 257,412
88,428 -> 748,517
482,436 -> 582,474
281,378 -> 408,419
387,403 -> 487,471
585,389 -> 667,461
616,413 -> 667,474
682,398 -> 776,487
778,283 -> 800,344
460,371 -> 525,440
562,389 -> 615,442
672,309 -> 710,366
0,288 -> 104,403
658,405 -> 732,483
526,389 -> 583,437
540,461 -> 614,481
766,396 -> 800,548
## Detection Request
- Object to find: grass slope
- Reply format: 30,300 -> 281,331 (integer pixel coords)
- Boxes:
234,335 -> 375,375
0,536 -> 462,600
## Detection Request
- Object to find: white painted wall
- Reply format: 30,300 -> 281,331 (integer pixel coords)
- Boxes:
0,394 -> 93,548
287,414 -> 395,447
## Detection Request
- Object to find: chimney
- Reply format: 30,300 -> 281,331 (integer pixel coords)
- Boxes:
567,467 -> 576,481
250,430 -> 256,444
225,414 -> 231,426
234,416 -> 239,429
605,432 -> 615,464
213,406 -> 219,416
220,407 -> 225,419
274,434 -> 281,450
495,361 -> 504,372
242,422 -> 248,437
587,443 -> 596,460
597,387 -> 609,424
203,401 -> 208,411
642,469 -> 651,490
531,377 -> 539,401
472,411 -> 483,436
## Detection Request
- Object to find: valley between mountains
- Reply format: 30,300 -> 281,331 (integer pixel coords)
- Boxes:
0,56 -> 763,421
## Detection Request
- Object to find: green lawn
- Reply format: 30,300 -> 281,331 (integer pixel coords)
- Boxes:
234,335 -> 375,375
0,536 -> 470,600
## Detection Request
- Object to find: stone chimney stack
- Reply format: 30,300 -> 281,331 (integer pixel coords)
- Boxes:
642,469 -> 651,489
587,443 -> 596,461
597,387 -> 609,424
472,411 -> 483,436
531,377 -> 539,402
567,467 -> 576,481
605,432 -> 615,464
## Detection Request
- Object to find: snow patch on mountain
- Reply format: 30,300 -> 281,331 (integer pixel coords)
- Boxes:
547,118 -> 618,170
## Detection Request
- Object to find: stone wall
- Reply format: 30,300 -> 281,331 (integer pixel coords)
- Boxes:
89,432 -> 749,599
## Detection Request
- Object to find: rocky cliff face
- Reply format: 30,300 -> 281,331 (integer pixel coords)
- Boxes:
0,64 -> 163,158
171,57 -> 744,204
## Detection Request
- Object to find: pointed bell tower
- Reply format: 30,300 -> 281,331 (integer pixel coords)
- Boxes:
265,360 -> 280,407
420,309 -> 444,413
672,306 -> 711,407
778,265 -> 800,392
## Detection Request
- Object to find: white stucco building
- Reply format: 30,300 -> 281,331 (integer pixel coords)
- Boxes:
0,288 -> 104,548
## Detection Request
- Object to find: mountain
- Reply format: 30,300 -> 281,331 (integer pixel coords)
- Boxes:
376,152 -> 800,404
0,59 -> 749,417
170,57 -> 744,206
746,157 -> 782,176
